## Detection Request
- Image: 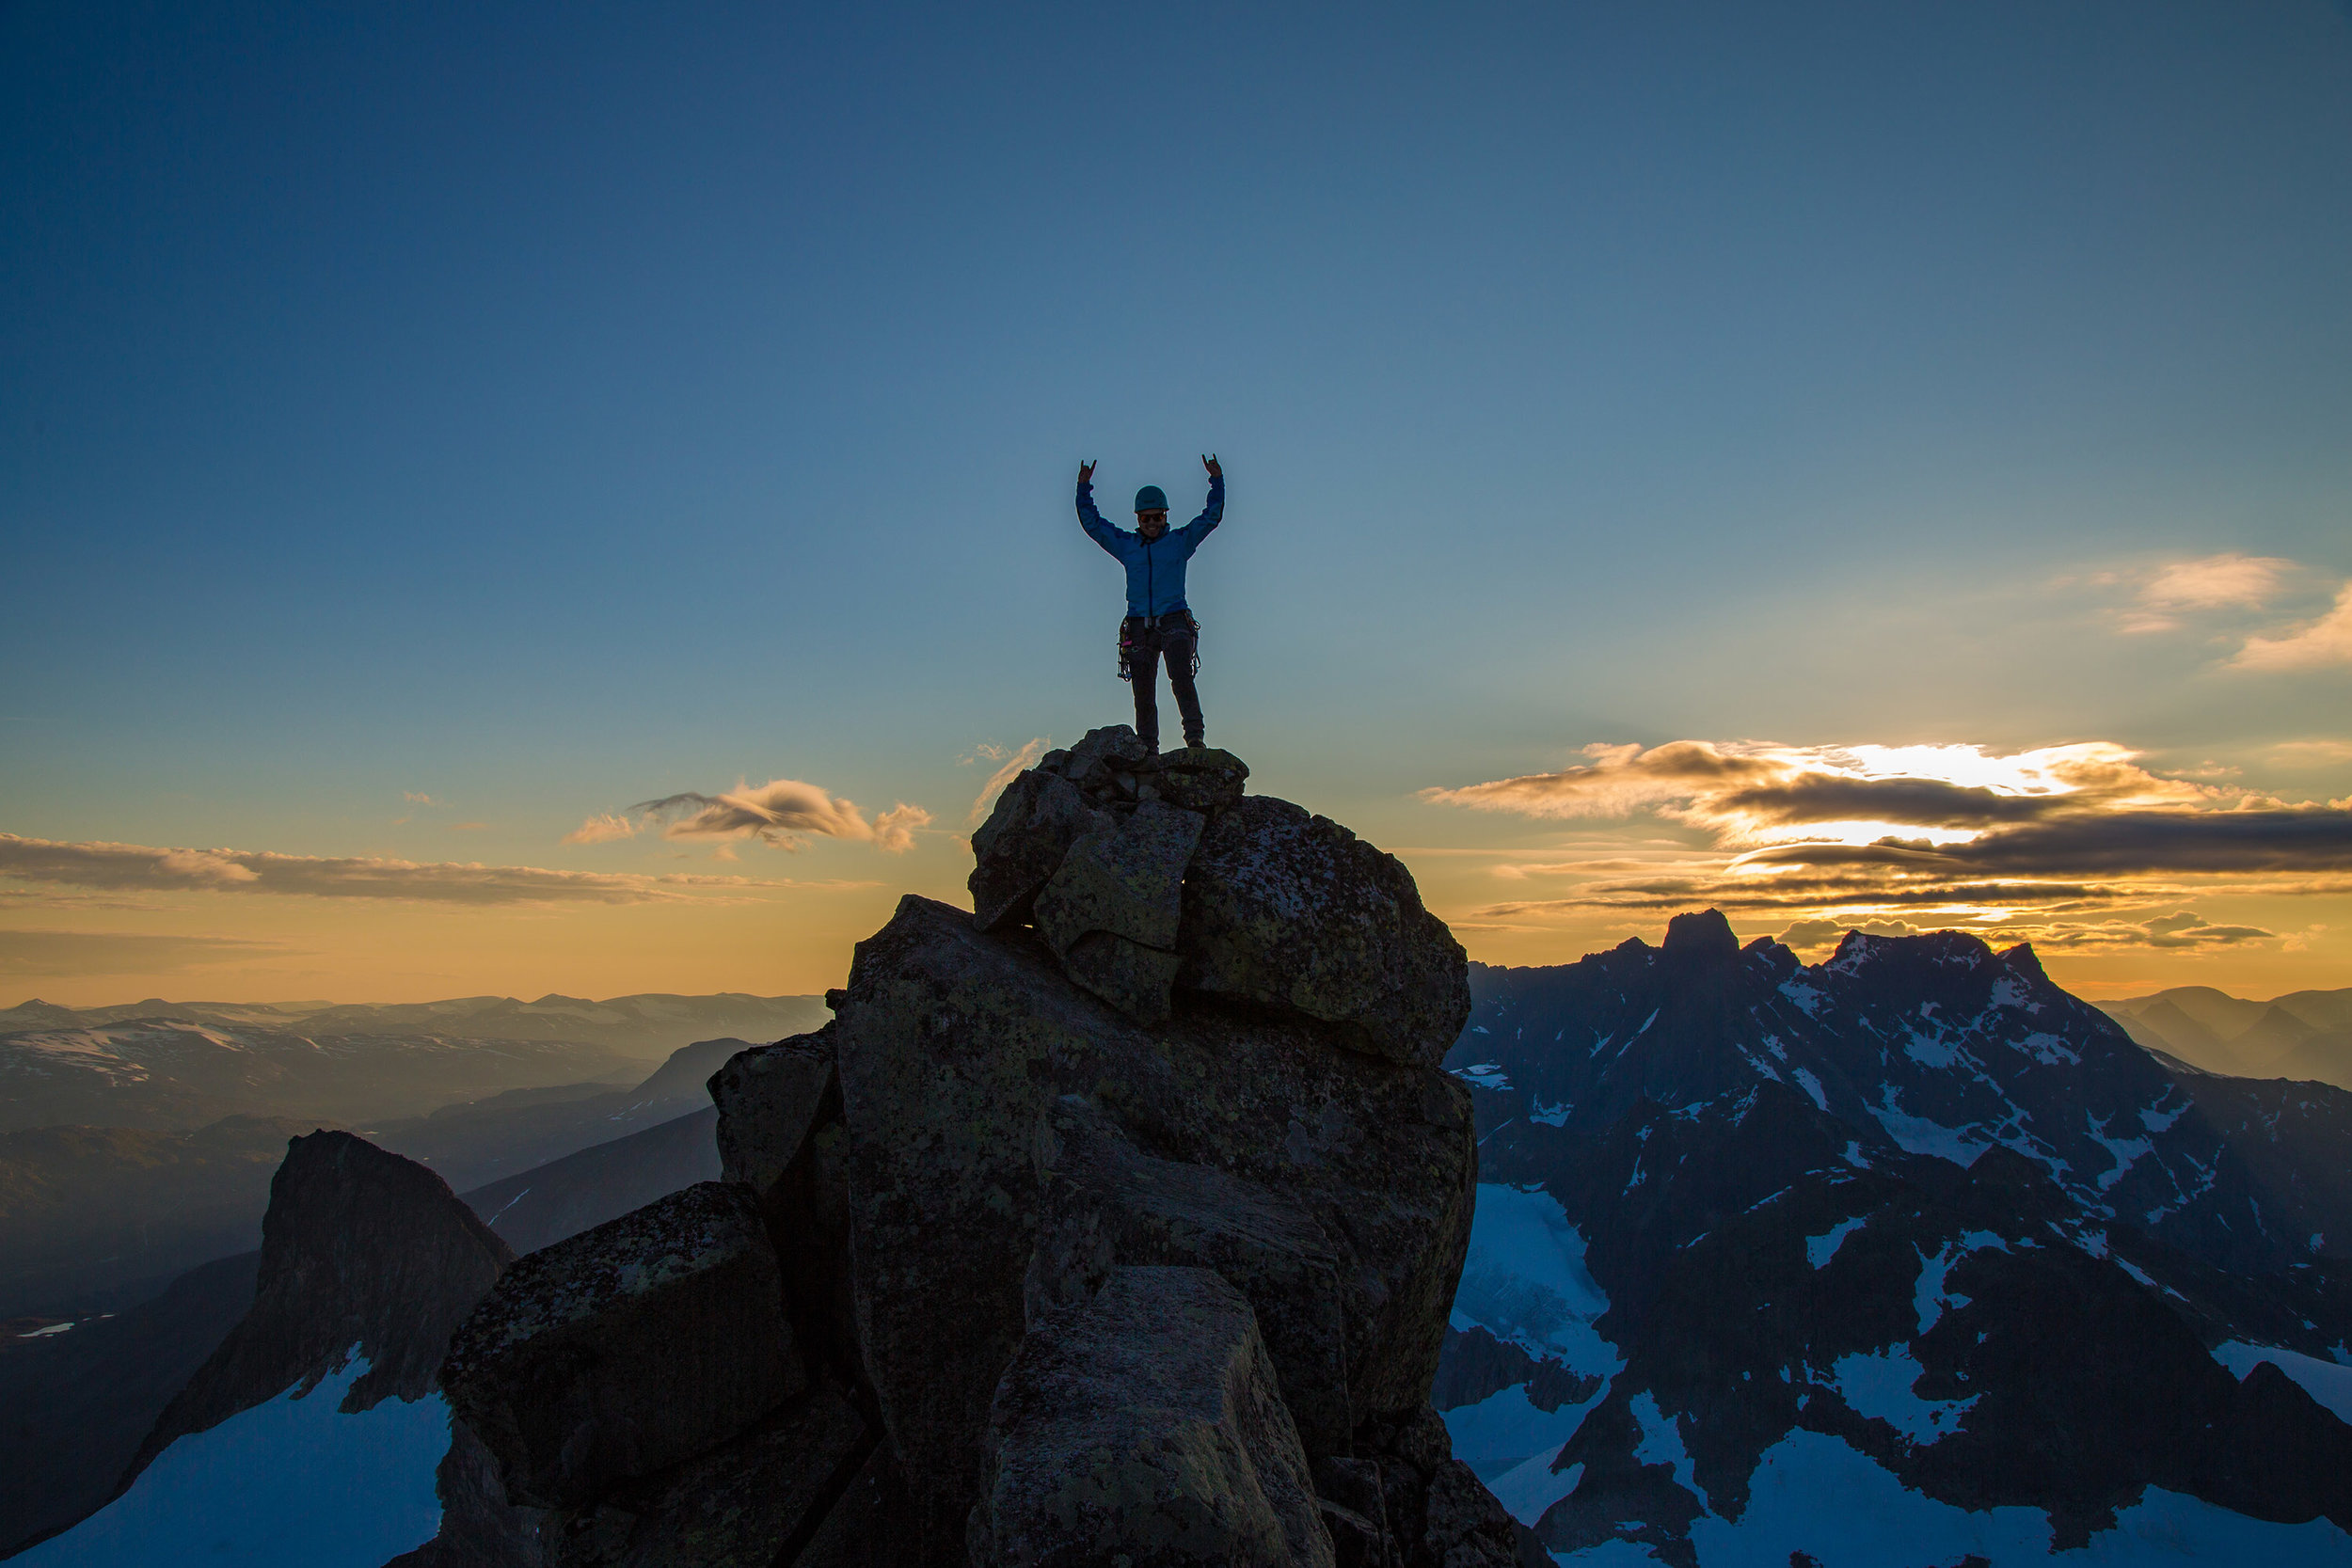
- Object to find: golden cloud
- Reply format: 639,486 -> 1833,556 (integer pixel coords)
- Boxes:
1425,739 -> 2352,953
569,778 -> 935,854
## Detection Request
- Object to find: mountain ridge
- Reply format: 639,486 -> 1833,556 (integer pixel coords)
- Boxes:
1438,911 -> 2352,1561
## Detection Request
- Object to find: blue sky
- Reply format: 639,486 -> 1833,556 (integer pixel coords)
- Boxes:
5,1 -> 2350,1003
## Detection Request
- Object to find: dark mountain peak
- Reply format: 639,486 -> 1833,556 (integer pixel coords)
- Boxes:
1661,909 -> 1738,964
127,1130 -> 513,1486
1998,941 -> 2048,982
625,1036 -> 752,1103
1948,1143 -> 2073,1226
1823,925 -> 2000,982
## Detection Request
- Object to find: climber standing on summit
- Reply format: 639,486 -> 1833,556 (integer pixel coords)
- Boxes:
1076,453 -> 1222,752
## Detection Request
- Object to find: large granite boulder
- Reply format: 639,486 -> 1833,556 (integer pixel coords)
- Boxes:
708,1032 -> 835,1199
443,1181 -> 798,1508
1025,1095 -> 1352,1454
967,1266 -> 1333,1568
707,1024 -> 859,1381
1031,800 -> 1205,1023
969,768 -> 1107,931
1152,745 -> 1250,811
1034,799 -> 1204,955
830,894 -> 1475,1561
1180,797 -> 1470,1069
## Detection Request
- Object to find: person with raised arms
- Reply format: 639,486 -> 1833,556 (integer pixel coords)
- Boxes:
1074,453 -> 1223,752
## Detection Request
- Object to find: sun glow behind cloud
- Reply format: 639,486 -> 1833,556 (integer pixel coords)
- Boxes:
1422,738 -> 2352,962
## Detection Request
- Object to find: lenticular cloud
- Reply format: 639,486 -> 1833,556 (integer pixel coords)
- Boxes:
604,778 -> 932,853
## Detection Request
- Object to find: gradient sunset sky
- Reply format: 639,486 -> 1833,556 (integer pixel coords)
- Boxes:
6,1 -> 2350,1007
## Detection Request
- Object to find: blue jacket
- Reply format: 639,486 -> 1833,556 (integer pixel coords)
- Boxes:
1078,476 -> 1223,617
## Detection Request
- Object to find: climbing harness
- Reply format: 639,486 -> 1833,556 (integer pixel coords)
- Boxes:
1118,610 -> 1201,681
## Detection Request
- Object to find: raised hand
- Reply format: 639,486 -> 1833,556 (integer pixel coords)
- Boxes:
1201,453 -> 1221,479
1078,460 -> 1097,485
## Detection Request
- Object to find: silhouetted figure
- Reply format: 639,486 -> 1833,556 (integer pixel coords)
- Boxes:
1076,454 -> 1223,752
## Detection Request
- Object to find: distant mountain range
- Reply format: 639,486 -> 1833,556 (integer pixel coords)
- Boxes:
14,948 -> 2352,1564
0,991 -> 829,1057
2100,985 -> 2352,1088
1,1090 -> 724,1558
0,1035 -> 760,1320
0,990 -> 827,1133
1437,913 -> 2352,1563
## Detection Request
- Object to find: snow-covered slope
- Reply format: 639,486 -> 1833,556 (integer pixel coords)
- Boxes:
7,1131 -> 534,1564
14,1354 -> 449,1567
1436,911 -> 2352,1565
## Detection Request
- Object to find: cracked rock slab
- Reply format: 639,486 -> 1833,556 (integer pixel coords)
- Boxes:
443,1181 -> 799,1509
969,1265 -> 1333,1568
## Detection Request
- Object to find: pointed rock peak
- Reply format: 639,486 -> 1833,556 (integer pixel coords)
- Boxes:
1999,942 -> 2048,983
1661,909 -> 1739,963
131,1131 -> 513,1482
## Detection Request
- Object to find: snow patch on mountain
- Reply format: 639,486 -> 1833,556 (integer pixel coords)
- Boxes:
1629,1390 -> 1703,1509
1441,1380 -> 1605,1466
1830,1344 -> 1977,1444
1670,1426 -> 2352,1567
14,1353 -> 447,1567
1807,1214 -> 1867,1268
1451,1183 -> 1617,1373
1915,1232 -> 2008,1333
2213,1340 -> 2352,1423
1870,1088 -> 1988,1165
1486,1443 -> 1580,1526
2087,1111 -> 2155,1192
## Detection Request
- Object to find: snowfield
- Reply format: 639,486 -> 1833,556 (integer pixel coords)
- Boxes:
15,1354 -> 447,1567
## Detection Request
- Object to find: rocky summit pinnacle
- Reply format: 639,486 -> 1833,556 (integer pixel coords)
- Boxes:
441,728 -> 1539,1567
115,1130 -> 538,1568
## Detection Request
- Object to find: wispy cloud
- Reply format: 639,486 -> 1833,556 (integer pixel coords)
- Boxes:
2116,552 -> 2294,633
2273,740 -> 2352,766
2232,583 -> 2352,672
965,738 -> 1049,828
2080,553 -> 2352,668
563,813 -> 639,846
0,929 -> 288,977
402,790 -> 437,805
0,832 -> 807,905
569,777 -> 933,854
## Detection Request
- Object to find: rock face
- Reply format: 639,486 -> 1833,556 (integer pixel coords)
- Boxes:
107,1131 -> 537,1566
441,1181 -> 797,1509
444,730 -> 1506,1567
969,1265 -> 1331,1568
1181,798 -> 1469,1068
136,1131 -> 513,1449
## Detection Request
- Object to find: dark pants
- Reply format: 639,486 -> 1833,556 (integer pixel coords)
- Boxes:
1125,617 -> 1203,749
